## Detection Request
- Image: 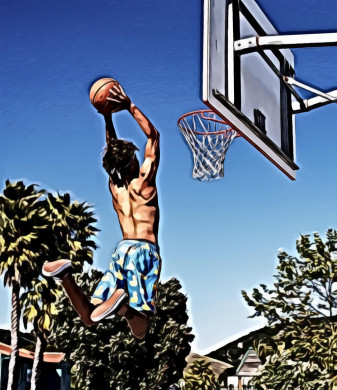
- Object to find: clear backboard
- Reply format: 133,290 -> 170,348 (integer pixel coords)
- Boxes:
203,0 -> 299,180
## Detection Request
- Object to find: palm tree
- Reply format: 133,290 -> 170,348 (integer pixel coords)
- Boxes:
0,180 -> 47,390
0,181 -> 98,390
21,192 -> 98,390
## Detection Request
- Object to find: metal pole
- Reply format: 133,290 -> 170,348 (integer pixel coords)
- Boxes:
284,77 -> 337,101
235,32 -> 337,54
292,89 -> 337,113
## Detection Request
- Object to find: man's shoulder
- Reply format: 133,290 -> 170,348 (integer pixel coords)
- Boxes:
129,178 -> 158,200
109,178 -> 129,197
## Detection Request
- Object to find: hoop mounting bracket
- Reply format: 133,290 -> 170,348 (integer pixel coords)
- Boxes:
234,32 -> 337,54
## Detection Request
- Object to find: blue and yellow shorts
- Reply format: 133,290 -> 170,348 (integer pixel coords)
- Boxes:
91,239 -> 161,313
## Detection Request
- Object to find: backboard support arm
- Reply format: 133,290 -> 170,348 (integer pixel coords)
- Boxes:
284,77 -> 337,101
235,32 -> 337,112
291,88 -> 337,113
234,32 -> 337,54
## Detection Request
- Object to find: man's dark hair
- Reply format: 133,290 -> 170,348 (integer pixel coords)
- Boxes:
103,138 -> 139,187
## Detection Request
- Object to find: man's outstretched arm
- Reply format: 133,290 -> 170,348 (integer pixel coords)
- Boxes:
129,103 -> 160,179
104,114 -> 117,144
129,103 -> 160,170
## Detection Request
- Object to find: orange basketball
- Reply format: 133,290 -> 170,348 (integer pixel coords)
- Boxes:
89,78 -> 123,115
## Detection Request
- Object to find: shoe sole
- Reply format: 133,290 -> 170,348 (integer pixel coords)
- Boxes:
42,262 -> 72,278
91,292 -> 128,322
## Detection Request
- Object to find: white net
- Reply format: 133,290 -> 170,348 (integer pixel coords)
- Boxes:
178,110 -> 238,181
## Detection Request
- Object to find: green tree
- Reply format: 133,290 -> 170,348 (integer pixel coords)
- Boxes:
0,181 -> 47,390
50,273 -> 194,389
0,181 -> 98,390
21,193 -> 98,390
182,359 -> 219,390
242,229 -> 337,390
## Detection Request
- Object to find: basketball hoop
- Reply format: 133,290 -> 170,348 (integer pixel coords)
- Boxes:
178,109 -> 239,181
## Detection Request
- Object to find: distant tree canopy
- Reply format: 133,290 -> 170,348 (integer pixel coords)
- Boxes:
242,229 -> 337,390
50,272 -> 194,390
182,359 -> 219,390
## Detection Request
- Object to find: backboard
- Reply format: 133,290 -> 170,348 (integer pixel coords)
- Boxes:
203,0 -> 299,180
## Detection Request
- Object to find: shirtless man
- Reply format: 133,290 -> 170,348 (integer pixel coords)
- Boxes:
42,84 -> 161,339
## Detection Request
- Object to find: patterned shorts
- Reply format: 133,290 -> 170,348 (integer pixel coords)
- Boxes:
91,239 -> 161,313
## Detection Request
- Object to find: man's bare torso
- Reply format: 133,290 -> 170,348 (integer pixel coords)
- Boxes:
102,88 -> 160,245
109,177 -> 159,245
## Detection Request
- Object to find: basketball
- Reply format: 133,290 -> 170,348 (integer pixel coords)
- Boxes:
89,78 -> 123,115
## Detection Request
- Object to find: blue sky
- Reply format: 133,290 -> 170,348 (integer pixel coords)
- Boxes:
0,0 -> 336,353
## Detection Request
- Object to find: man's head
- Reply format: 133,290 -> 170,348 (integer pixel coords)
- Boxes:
103,139 -> 139,187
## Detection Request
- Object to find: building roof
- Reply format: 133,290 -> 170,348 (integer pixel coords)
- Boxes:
0,342 -> 64,363
206,325 -> 275,373
0,329 -> 64,363
236,347 -> 261,377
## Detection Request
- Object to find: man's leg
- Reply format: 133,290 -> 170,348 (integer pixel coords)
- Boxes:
118,304 -> 150,339
60,274 -> 128,326
90,291 -> 149,339
61,274 -> 96,326
43,260 -> 96,326
43,260 -> 126,327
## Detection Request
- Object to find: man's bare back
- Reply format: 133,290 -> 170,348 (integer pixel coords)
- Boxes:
109,175 -> 159,244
